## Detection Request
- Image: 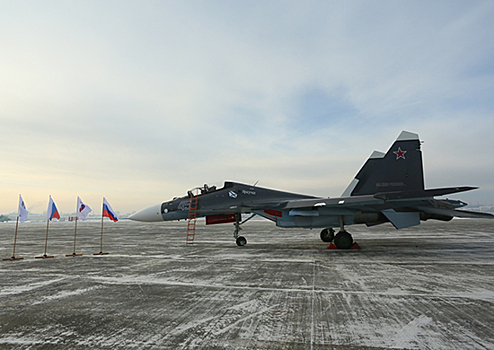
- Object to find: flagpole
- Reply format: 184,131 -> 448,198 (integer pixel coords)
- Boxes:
12,216 -> 19,257
35,219 -> 53,259
100,209 -> 104,252
4,195 -> 26,261
3,216 -> 23,261
74,216 -> 78,253
67,199 -> 82,257
94,198 -> 109,255
44,219 -> 49,255
36,196 -> 54,259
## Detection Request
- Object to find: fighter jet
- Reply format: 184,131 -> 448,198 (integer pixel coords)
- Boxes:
129,131 -> 493,248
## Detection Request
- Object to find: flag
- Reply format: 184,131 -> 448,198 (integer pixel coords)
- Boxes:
103,197 -> 118,222
47,196 -> 61,221
77,196 -> 92,220
18,195 -> 28,223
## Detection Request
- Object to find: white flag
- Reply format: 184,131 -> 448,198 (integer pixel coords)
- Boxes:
77,196 -> 92,220
18,195 -> 28,223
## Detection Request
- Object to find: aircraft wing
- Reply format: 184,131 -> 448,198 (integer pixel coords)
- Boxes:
417,206 -> 494,219
281,195 -> 382,210
278,189 -> 493,230
373,187 -> 478,200
200,200 -> 293,213
283,187 -> 486,211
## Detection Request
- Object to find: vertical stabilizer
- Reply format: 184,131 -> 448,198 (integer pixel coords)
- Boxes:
343,131 -> 425,196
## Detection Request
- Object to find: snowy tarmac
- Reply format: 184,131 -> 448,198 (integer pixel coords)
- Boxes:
1,218 -> 493,349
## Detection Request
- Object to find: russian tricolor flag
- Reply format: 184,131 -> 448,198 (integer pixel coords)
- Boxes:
47,196 -> 61,221
103,197 -> 118,222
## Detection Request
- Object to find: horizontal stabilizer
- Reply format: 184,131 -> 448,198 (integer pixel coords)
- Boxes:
418,206 -> 494,219
374,187 -> 478,201
382,209 -> 420,229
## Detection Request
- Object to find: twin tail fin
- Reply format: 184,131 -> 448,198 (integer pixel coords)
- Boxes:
342,131 -> 425,197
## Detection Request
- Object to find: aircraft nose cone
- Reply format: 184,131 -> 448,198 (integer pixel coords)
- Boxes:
128,204 -> 163,222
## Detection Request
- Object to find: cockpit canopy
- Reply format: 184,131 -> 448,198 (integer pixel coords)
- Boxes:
186,182 -> 234,197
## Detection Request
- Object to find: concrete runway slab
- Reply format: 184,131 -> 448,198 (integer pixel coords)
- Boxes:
1,219 -> 493,349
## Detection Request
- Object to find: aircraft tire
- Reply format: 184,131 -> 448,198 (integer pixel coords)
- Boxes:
236,236 -> 247,246
334,231 -> 353,249
320,228 -> 335,242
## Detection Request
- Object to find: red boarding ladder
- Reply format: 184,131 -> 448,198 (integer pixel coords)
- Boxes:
186,195 -> 198,244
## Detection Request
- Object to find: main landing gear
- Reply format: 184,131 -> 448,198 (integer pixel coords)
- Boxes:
320,216 -> 356,249
320,228 -> 354,249
233,213 -> 256,246
333,230 -> 354,249
320,228 -> 335,242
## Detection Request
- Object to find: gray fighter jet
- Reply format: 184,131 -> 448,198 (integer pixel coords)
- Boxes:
129,131 -> 493,248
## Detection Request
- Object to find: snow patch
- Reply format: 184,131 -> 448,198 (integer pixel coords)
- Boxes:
0,278 -> 65,296
391,315 -> 433,348
32,286 -> 101,305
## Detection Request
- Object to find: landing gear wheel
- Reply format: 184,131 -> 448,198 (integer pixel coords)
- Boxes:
236,236 -> 247,246
320,228 -> 335,242
333,231 -> 353,249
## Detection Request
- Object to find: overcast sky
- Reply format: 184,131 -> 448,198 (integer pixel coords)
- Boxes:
1,1 -> 493,215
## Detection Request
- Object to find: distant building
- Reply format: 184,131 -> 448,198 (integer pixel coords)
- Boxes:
479,206 -> 494,214
466,205 -> 494,214
0,214 -> 11,222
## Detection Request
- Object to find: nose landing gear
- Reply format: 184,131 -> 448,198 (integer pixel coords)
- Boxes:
233,213 -> 256,246
235,236 -> 247,246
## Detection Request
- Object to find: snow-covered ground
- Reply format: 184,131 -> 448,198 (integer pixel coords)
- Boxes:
1,219 -> 493,349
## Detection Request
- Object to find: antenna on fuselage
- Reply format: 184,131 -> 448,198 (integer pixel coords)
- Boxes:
253,180 -> 259,187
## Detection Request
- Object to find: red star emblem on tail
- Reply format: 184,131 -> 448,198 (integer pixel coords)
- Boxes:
393,147 -> 407,160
